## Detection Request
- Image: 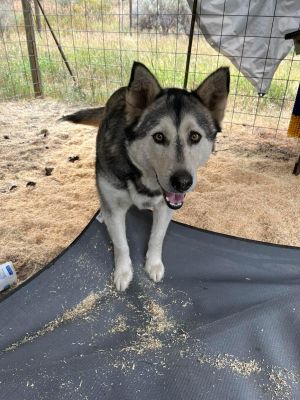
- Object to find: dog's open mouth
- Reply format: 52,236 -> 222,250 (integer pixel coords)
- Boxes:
155,174 -> 186,210
163,190 -> 186,210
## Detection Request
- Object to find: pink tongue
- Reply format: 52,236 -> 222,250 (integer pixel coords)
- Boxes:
165,192 -> 185,203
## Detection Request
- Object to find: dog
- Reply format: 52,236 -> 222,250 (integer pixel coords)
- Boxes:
61,61 -> 230,291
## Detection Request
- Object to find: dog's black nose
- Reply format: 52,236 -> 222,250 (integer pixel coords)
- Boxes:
170,170 -> 193,192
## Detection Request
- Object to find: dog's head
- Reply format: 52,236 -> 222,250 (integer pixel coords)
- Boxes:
126,62 -> 230,210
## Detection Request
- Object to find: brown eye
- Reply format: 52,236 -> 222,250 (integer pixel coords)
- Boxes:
190,131 -> 201,144
153,132 -> 165,144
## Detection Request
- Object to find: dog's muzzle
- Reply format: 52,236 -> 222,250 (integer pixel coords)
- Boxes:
155,173 -> 188,210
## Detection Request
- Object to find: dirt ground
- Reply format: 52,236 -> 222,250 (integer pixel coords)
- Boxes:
0,98 -> 300,285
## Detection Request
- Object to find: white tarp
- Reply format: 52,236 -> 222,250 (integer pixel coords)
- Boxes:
188,0 -> 300,94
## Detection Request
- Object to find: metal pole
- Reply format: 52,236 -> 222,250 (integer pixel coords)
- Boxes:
33,0 -> 41,33
183,0 -> 198,89
21,0 -> 43,97
35,0 -> 78,85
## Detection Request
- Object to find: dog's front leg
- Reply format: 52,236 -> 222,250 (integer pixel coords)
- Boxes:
102,206 -> 132,291
145,202 -> 173,282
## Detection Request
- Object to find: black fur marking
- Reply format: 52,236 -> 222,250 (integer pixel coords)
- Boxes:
133,179 -> 161,197
122,154 -> 161,197
176,135 -> 184,162
168,92 -> 185,129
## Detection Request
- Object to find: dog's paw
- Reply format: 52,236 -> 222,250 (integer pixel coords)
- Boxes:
114,268 -> 133,291
145,261 -> 165,283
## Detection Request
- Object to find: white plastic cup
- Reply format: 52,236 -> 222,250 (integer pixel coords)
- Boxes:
0,262 -> 17,292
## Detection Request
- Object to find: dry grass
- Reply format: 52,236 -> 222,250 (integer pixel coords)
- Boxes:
0,98 -> 99,283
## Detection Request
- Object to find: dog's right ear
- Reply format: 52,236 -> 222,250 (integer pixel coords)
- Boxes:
126,62 -> 161,122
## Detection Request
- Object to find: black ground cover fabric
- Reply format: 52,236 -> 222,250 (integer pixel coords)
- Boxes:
1,207 -> 300,400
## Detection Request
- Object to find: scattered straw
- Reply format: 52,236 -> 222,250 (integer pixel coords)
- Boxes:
262,366 -> 299,400
4,291 -> 104,352
109,315 -> 128,334
122,300 -> 175,355
197,351 -> 299,399
198,352 -> 261,377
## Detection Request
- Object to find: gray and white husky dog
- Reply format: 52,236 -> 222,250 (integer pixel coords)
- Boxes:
62,61 -> 230,291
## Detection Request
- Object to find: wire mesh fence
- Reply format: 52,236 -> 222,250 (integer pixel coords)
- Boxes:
0,0 -> 299,135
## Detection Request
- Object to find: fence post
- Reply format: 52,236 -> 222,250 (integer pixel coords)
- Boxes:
21,0 -> 43,97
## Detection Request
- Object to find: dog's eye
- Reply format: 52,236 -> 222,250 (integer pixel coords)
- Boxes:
152,132 -> 165,144
190,131 -> 201,144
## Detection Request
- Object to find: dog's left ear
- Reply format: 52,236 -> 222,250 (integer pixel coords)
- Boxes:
126,61 -> 161,121
193,67 -> 230,125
